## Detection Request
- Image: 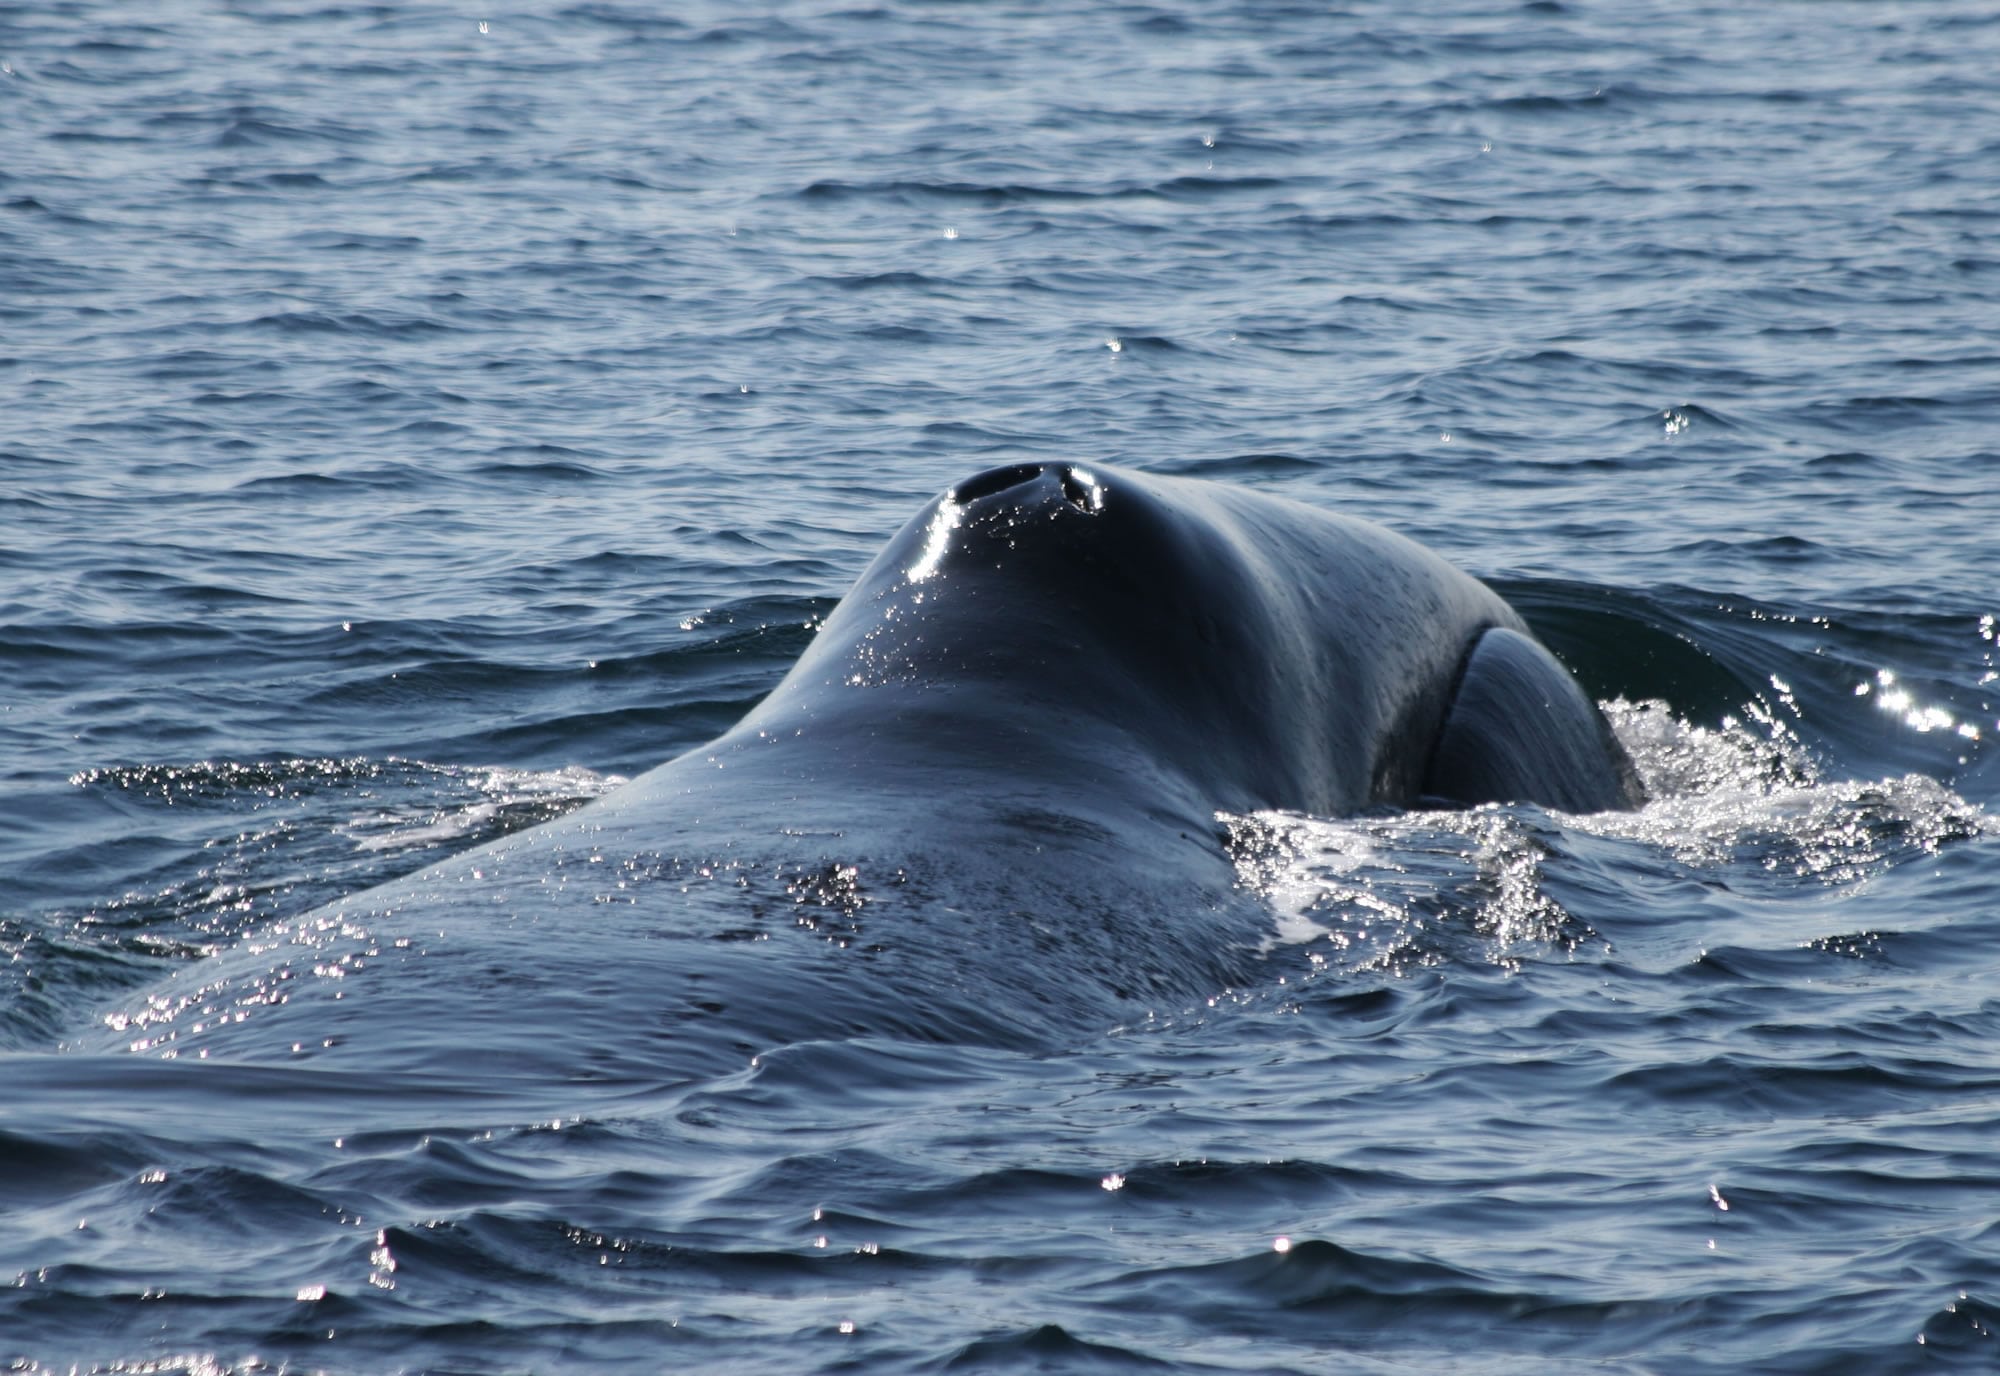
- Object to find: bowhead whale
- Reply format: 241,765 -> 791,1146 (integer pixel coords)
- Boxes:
97,463 -> 1640,1076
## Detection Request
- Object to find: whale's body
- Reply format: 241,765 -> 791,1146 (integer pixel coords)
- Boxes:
97,464 -> 1639,1075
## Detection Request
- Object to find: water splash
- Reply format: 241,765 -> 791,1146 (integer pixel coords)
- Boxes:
1227,699 -> 1989,980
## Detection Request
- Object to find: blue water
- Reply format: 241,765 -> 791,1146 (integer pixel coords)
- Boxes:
4,1 -> 1998,1371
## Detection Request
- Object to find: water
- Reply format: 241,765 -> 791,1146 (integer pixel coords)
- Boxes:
3,1 -> 1997,1370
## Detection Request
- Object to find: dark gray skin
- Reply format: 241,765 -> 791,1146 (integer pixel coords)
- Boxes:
93,463 -> 1640,1080
657,459 -> 1638,826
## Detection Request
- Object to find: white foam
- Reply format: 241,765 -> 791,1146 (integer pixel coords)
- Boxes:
1226,699 -> 1989,974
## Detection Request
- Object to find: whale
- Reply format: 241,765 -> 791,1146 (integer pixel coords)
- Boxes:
93,463 -> 1641,1078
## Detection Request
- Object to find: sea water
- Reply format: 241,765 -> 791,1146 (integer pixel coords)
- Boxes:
3,2 -> 1997,1371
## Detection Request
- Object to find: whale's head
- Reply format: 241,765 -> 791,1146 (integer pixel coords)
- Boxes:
746,461 -> 1638,818
754,461 -> 1464,816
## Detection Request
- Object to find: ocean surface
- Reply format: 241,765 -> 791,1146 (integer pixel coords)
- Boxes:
3,1 -> 1998,1371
